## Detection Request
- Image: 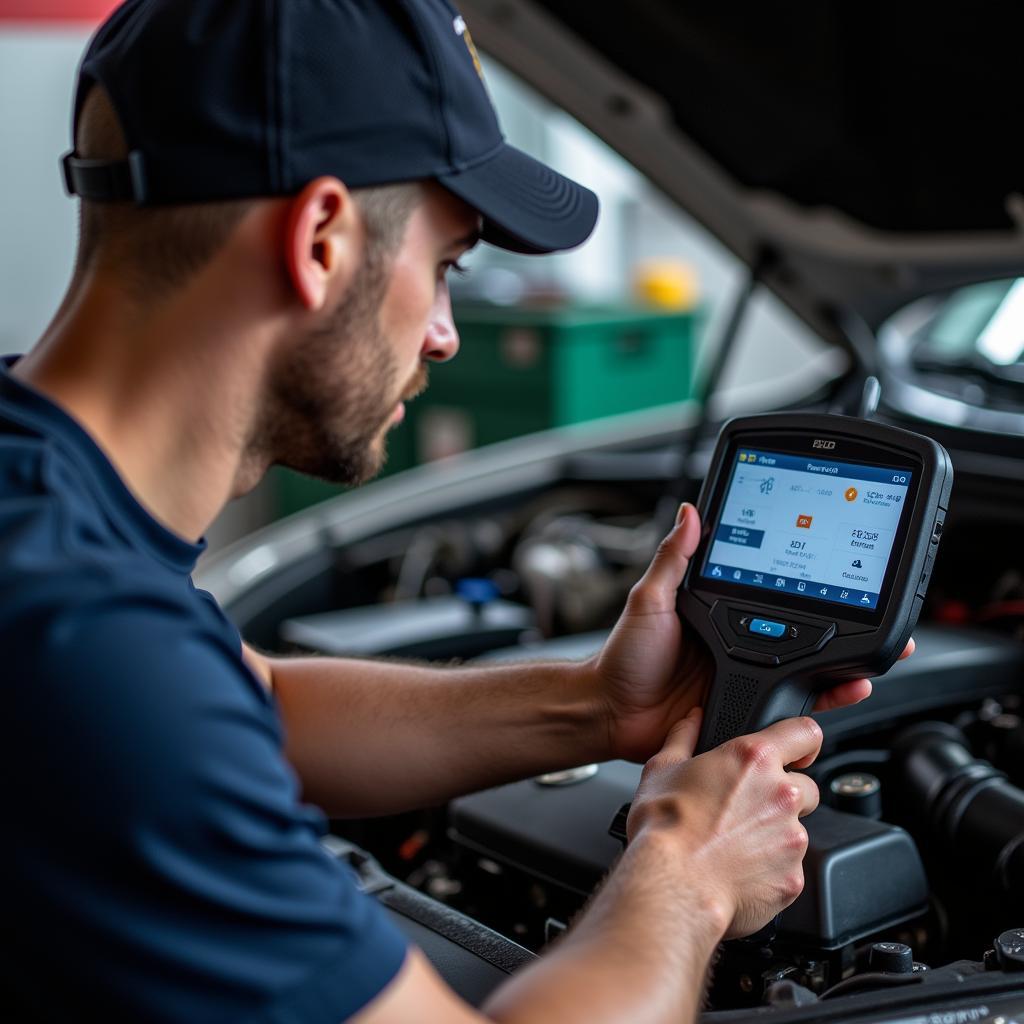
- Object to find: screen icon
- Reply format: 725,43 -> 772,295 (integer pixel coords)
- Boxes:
845,487 -> 858,502
819,586 -> 828,596
852,559 -> 863,568
797,581 -> 806,592
775,577 -> 786,587
860,593 -> 871,604
760,477 -> 775,495
753,573 -> 764,584
732,570 -> 742,580
711,565 -> 722,577
796,514 -> 813,529
840,590 -> 850,599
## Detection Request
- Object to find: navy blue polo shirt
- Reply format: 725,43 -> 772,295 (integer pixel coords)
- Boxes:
0,359 -> 407,1021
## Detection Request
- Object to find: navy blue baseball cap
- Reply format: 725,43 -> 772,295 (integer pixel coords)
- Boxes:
61,0 -> 598,255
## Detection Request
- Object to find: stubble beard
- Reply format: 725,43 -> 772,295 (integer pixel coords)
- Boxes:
256,256 -> 424,487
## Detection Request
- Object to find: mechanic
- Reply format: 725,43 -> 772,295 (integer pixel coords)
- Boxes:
2,1 -> 905,1021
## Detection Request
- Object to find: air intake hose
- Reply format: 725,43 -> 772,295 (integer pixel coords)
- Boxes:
891,721 -> 1024,912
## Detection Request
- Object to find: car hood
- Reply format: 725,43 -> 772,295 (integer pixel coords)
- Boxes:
460,0 -> 1024,345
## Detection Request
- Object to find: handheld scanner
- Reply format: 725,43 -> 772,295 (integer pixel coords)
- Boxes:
679,413 -> 952,754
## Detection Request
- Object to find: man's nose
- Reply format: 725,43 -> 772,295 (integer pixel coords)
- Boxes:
422,285 -> 460,363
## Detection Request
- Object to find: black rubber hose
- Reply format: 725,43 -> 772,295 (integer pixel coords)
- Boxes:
891,722 -> 1024,911
820,971 -> 923,1000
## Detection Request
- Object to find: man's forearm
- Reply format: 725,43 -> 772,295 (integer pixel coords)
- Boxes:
358,828 -> 728,1024
269,654 -> 611,816
483,829 -> 726,1024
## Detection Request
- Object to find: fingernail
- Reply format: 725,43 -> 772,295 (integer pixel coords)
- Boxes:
676,502 -> 691,526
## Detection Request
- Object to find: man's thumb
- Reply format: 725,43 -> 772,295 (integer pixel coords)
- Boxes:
638,502 -> 701,599
661,705 -> 703,760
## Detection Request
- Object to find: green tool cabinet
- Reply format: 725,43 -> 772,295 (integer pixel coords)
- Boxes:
410,302 -> 696,462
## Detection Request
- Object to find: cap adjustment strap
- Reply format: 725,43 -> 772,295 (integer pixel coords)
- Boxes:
61,150 -> 149,203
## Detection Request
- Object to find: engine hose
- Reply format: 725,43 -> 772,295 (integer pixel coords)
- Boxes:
891,721 -> 1024,910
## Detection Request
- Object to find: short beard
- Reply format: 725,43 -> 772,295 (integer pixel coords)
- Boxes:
255,250 -> 403,487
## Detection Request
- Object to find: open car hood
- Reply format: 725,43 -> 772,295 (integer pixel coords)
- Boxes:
460,0 -> 1024,347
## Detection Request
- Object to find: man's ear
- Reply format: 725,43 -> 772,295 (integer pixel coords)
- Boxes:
284,177 -> 361,311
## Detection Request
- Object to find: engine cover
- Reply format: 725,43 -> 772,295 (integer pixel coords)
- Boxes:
450,762 -> 928,950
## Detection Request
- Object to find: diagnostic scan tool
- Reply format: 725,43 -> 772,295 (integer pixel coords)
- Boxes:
680,413 -> 952,754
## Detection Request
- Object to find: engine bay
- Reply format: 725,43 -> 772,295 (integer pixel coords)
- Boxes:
329,627 -> 1024,1010
204,416 -> 1024,1013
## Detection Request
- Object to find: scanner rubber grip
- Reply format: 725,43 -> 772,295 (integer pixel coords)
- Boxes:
695,667 -> 815,755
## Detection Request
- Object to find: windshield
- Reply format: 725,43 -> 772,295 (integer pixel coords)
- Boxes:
880,278 -> 1024,432
921,279 -> 1024,380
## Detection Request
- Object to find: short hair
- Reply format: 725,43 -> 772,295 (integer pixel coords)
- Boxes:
73,86 -> 421,299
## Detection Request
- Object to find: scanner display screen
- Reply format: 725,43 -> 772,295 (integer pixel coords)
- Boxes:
700,447 -> 914,611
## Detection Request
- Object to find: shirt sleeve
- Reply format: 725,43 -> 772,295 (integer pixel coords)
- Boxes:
8,584 -> 407,1023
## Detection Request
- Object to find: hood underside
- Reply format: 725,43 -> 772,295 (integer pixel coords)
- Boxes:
460,0 -> 1024,343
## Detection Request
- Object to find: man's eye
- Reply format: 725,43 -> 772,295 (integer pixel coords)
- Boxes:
441,259 -> 470,278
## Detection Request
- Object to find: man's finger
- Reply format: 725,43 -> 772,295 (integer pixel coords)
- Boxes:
784,770 -> 820,817
812,678 -> 872,712
744,716 -> 823,770
634,503 -> 701,602
659,705 -> 703,760
812,637 -> 913,712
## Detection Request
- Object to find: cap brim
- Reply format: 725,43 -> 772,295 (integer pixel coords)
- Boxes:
438,143 -> 598,255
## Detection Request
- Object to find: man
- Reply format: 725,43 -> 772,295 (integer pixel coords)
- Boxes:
2,1 -> 900,1021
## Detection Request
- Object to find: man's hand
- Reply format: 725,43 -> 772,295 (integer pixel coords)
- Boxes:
628,709 -> 823,938
593,503 -> 912,762
358,713 -> 824,1023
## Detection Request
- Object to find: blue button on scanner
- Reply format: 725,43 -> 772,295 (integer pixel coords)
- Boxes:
749,618 -> 786,639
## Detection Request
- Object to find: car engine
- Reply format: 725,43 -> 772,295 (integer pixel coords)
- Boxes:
203,419 -> 1024,1013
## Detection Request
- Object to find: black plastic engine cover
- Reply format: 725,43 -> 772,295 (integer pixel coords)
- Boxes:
450,765 -> 927,950
782,805 -> 927,947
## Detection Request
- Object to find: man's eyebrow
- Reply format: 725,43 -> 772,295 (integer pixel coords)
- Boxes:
449,228 -> 481,252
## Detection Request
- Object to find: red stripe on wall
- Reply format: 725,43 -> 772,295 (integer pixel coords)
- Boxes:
0,0 -> 118,21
